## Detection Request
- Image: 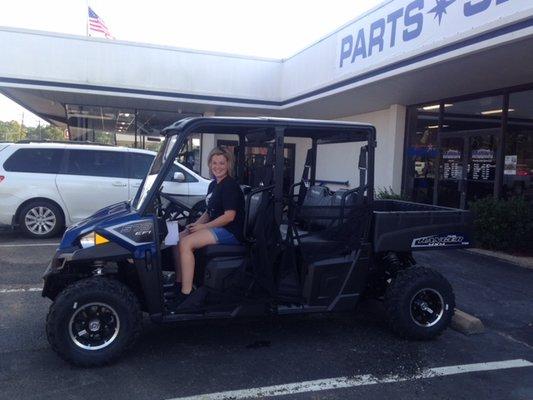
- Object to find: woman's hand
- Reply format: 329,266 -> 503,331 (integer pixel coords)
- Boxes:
188,223 -> 206,233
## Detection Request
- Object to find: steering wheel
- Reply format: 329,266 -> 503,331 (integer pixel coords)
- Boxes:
159,192 -> 206,226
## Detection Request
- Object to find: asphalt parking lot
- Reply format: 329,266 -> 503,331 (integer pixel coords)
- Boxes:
1,231 -> 532,400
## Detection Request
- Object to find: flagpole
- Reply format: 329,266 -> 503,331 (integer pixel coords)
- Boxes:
86,0 -> 89,36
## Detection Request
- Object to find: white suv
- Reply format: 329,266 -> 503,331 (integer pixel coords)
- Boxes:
0,142 -> 210,238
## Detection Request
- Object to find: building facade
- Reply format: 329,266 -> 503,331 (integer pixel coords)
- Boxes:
0,0 -> 532,207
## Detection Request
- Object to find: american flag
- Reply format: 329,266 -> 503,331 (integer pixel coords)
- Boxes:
88,7 -> 114,39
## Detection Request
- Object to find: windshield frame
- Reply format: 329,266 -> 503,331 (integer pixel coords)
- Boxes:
132,132 -> 184,213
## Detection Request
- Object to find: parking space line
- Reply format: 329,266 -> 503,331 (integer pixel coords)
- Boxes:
169,359 -> 533,400
0,243 -> 59,248
0,287 -> 42,294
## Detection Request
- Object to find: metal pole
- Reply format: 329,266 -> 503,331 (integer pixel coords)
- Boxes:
274,127 -> 285,225
238,133 -> 246,183
495,94 -> 509,199
134,109 -> 138,148
86,1 -> 90,37
433,103 -> 445,205
310,139 -> 317,186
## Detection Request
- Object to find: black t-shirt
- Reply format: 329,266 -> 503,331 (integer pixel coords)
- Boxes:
206,176 -> 245,241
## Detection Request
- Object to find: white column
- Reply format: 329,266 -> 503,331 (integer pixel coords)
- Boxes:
388,104 -> 406,194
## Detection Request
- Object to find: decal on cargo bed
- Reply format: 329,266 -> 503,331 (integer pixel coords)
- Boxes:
411,234 -> 469,248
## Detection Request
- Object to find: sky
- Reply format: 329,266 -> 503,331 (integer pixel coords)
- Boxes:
0,0 -> 383,126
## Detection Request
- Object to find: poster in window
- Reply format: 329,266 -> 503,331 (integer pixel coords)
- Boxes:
442,149 -> 462,180
468,148 -> 495,181
504,155 -> 517,176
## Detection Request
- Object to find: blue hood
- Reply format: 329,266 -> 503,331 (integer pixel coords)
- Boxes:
59,202 -> 138,250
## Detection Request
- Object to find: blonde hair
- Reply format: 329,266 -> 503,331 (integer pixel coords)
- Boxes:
207,146 -> 234,178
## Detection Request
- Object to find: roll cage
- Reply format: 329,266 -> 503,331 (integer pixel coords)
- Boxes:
136,117 -> 377,224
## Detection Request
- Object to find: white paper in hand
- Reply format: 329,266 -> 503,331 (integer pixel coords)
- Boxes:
164,220 -> 180,245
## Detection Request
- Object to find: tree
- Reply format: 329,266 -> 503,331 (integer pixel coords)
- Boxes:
26,124 -> 65,141
0,120 -> 26,142
0,120 -> 66,142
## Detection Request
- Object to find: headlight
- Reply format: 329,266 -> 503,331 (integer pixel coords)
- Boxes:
80,232 -> 109,249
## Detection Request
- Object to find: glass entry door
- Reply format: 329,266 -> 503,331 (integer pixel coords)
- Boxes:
437,129 -> 498,208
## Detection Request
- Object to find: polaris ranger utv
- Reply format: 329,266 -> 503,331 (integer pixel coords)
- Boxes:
42,117 -> 472,366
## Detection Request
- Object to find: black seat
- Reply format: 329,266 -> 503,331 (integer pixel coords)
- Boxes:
203,244 -> 246,257
297,185 -> 359,229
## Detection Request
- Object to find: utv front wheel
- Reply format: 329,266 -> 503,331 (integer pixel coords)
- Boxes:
46,277 -> 142,367
384,267 -> 455,340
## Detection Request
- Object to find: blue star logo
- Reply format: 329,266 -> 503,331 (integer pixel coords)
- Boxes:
428,0 -> 456,25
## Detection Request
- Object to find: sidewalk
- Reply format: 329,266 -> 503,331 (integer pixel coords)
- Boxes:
466,248 -> 533,269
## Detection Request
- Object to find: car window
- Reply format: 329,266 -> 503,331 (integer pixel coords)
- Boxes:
165,162 -> 197,182
65,149 -> 127,178
130,153 -> 154,180
3,148 -> 64,174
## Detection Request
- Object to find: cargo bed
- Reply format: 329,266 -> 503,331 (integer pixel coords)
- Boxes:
372,200 -> 472,252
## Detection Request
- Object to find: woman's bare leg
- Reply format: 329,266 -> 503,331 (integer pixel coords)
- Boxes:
172,230 -> 190,283
179,229 -> 217,294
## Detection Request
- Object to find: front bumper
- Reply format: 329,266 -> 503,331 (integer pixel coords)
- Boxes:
42,242 -> 132,299
42,249 -> 75,299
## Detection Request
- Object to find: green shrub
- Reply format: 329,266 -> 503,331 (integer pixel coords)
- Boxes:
375,187 -> 408,200
469,196 -> 532,252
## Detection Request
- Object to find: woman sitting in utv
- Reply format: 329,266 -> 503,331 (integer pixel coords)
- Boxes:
172,146 -> 245,308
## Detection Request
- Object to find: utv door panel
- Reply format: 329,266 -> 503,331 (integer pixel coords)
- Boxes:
303,256 -> 352,306
203,256 -> 245,292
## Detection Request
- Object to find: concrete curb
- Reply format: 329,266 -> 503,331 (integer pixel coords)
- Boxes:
465,248 -> 533,269
451,309 -> 485,335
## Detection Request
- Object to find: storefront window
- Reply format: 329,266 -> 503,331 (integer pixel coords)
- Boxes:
136,109 -> 179,152
441,96 -> 503,133
505,90 -> 533,202
438,96 -> 503,207
136,109 -> 201,172
405,95 -> 512,208
66,105 -> 135,145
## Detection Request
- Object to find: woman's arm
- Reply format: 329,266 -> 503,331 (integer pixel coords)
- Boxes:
189,210 -> 235,232
192,211 -> 210,225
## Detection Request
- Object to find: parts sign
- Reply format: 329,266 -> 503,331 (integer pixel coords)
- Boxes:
336,0 -> 525,76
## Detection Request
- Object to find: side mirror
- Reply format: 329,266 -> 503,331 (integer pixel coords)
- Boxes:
172,172 -> 186,182
358,146 -> 368,170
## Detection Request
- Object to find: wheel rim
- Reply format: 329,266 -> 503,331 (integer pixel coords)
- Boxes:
410,288 -> 445,328
69,302 -> 120,351
24,206 -> 56,235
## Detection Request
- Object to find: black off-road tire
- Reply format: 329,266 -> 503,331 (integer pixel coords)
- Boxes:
46,277 -> 142,367
384,267 -> 455,340
19,200 -> 65,239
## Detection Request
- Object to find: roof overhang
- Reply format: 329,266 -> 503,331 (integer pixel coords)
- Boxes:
0,1 -> 532,121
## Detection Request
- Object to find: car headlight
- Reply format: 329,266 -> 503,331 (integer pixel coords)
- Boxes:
80,232 -> 110,249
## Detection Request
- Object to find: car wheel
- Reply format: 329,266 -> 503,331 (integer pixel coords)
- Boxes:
46,277 -> 142,367
19,200 -> 64,238
384,267 -> 455,340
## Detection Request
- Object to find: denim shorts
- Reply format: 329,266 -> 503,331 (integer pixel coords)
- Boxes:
210,228 -> 241,245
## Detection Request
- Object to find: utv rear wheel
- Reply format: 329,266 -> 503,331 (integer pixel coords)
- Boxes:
46,277 -> 142,367
384,267 -> 455,340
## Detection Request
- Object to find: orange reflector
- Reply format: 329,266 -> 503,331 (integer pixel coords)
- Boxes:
95,233 -> 109,245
